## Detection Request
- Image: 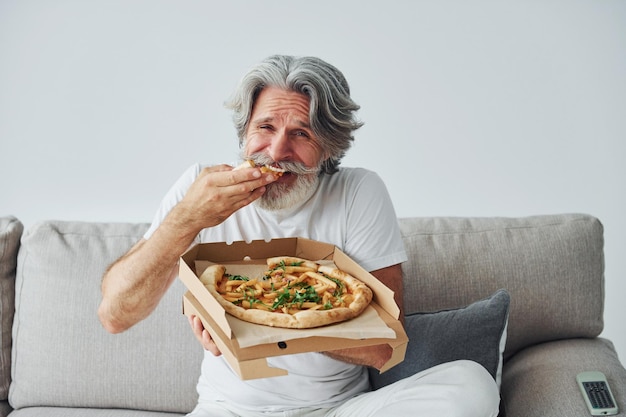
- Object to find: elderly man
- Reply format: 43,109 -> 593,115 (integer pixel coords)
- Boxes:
98,55 -> 499,417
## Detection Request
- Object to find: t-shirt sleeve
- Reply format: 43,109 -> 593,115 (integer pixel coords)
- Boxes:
343,170 -> 407,272
143,163 -> 202,240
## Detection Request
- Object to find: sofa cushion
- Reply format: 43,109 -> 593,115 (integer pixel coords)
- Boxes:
398,214 -> 604,359
7,407 -> 183,417
369,289 -> 509,390
501,338 -> 626,417
10,221 -> 203,414
0,216 -> 23,403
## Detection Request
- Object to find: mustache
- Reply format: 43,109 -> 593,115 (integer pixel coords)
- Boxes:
243,153 -> 320,175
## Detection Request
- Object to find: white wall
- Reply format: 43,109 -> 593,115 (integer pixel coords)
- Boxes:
2,1 -> 625,362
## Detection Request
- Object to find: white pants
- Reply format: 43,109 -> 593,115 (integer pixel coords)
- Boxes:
188,360 -> 500,417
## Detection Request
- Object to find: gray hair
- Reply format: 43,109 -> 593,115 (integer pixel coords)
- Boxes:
225,55 -> 363,174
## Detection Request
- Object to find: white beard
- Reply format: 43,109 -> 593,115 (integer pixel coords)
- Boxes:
255,173 -> 319,211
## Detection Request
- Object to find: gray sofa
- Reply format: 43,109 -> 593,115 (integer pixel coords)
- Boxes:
0,213 -> 624,416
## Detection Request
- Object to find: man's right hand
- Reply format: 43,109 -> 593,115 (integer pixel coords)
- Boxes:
172,164 -> 280,232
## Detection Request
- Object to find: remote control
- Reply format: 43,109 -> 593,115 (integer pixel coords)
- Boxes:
576,371 -> 618,416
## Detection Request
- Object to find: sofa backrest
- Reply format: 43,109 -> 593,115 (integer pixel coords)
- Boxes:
10,221 -> 203,414
398,213 -> 605,360
0,216 -> 22,416
6,214 -> 606,412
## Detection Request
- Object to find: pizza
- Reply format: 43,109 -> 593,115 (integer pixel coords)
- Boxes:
233,160 -> 286,176
199,256 -> 373,329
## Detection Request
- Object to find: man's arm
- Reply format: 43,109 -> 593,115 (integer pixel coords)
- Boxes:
97,223 -> 195,334
98,165 -> 279,334
323,263 -> 404,369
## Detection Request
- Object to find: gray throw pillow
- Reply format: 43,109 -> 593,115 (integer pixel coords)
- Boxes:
370,289 -> 510,390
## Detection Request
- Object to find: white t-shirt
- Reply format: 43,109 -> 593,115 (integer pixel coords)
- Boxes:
145,164 -> 407,412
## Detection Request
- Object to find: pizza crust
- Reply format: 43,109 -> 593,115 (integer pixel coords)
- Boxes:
200,258 -> 373,329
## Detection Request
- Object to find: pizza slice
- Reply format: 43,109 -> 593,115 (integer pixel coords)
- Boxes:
234,160 -> 286,176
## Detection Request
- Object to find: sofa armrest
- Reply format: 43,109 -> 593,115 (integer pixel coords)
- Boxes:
501,338 -> 626,417
0,216 -> 22,411
0,400 -> 10,417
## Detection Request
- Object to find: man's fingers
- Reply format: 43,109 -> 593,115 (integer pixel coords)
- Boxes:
188,315 -> 221,356
202,329 -> 221,356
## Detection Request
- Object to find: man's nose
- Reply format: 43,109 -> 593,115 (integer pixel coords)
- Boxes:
266,131 -> 292,161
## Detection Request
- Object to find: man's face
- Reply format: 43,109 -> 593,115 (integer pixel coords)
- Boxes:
243,86 -> 327,210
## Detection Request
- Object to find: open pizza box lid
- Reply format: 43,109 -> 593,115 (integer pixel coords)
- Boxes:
179,237 -> 408,380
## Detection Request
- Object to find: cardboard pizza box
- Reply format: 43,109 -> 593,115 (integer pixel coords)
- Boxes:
179,237 -> 408,380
